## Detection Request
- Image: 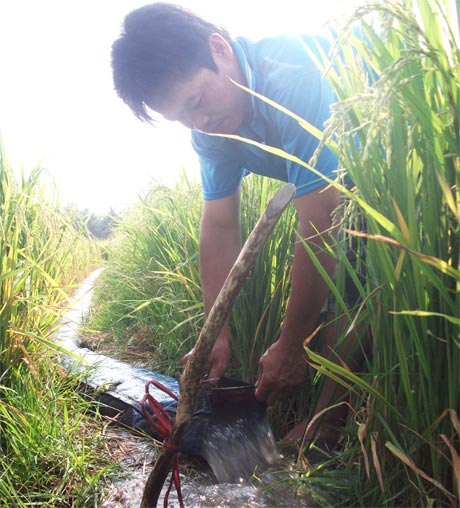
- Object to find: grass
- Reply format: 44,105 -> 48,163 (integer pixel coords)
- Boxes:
300,0 -> 459,506
89,173 -> 203,376
0,140 -> 112,506
89,172 -> 298,384
88,0 -> 459,505
0,360 -> 114,507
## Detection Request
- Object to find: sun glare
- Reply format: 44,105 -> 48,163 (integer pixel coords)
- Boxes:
0,0 -> 359,214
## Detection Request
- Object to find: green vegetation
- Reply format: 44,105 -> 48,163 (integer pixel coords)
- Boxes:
90,173 -> 296,382
89,173 -> 203,375
0,142 -> 111,506
91,0 -> 459,506
306,0 -> 459,506
2,0 -> 457,506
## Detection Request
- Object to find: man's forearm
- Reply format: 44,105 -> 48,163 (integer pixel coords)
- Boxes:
279,185 -> 340,347
182,194 -> 242,381
279,221 -> 337,345
199,223 -> 242,316
199,191 -> 242,318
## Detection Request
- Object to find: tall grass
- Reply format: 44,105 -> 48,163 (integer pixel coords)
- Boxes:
298,0 -> 459,506
90,173 -> 203,375
0,361 -> 113,507
230,176 -> 297,383
0,142 -> 100,373
90,172 -> 297,385
0,141 -> 110,506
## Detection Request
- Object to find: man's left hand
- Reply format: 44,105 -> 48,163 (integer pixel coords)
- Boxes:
255,339 -> 307,405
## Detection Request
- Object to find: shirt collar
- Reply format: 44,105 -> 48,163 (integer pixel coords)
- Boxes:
231,38 -> 266,141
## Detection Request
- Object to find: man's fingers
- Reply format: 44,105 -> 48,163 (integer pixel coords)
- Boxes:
255,373 -> 276,404
208,362 -> 226,384
181,350 -> 193,366
255,383 -> 268,402
255,384 -> 279,406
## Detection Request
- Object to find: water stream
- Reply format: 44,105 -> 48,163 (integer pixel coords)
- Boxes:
56,271 -> 318,507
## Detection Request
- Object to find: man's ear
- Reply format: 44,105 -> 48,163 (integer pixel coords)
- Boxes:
208,33 -> 233,62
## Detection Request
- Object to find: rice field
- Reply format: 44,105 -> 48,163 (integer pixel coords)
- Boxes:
0,141 -> 112,506
91,1 -> 459,506
1,0 -> 458,506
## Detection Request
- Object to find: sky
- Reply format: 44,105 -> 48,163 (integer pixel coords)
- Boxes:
0,0 -> 359,215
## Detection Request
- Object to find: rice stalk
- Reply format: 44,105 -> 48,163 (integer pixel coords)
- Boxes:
0,140 -> 108,505
300,0 -> 460,505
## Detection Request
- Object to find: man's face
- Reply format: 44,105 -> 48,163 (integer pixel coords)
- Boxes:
147,34 -> 251,134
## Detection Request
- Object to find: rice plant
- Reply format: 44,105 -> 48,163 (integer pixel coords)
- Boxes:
90,172 -> 297,384
1,159 -> 99,369
0,359 -> 114,507
211,0 -> 459,503
0,141 -> 109,505
88,1 -> 458,504
90,172 -> 204,375
298,0 -> 459,505
228,176 -> 297,383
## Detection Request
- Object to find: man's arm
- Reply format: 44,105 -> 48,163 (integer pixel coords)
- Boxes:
183,188 -> 242,381
255,183 -> 340,405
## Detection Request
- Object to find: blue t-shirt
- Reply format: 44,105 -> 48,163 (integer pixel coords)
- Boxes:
192,34 -> 339,200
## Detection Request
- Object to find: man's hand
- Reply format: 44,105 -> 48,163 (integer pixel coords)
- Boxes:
181,333 -> 230,383
206,334 -> 231,382
255,339 -> 307,406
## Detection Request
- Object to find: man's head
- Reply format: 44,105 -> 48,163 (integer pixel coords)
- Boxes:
111,2 -> 250,132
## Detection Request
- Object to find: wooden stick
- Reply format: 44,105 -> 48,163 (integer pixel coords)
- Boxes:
141,183 -> 296,508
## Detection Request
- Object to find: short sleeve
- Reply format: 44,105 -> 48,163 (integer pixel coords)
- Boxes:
192,131 -> 246,200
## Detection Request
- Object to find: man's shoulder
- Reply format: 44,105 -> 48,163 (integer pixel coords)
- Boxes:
235,33 -> 334,115
236,32 -> 333,101
236,32 -> 333,70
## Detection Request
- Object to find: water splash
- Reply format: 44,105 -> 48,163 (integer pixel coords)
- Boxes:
202,414 -> 280,483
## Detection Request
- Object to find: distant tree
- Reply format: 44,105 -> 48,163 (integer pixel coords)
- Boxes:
64,204 -> 121,239
87,209 -> 121,239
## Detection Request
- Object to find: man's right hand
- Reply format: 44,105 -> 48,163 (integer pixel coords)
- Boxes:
181,332 -> 230,383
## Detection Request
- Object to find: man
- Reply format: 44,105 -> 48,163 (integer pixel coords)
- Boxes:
111,3 -> 355,442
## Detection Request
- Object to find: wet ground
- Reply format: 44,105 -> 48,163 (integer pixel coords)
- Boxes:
55,270 -> 319,508
99,427 -> 313,508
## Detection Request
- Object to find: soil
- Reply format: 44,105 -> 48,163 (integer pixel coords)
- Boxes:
80,329 -> 159,370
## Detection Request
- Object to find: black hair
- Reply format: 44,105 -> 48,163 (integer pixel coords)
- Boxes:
111,3 -> 231,122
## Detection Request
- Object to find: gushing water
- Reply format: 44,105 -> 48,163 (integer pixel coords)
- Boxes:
195,379 -> 282,486
197,417 -> 316,507
202,413 -> 280,483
